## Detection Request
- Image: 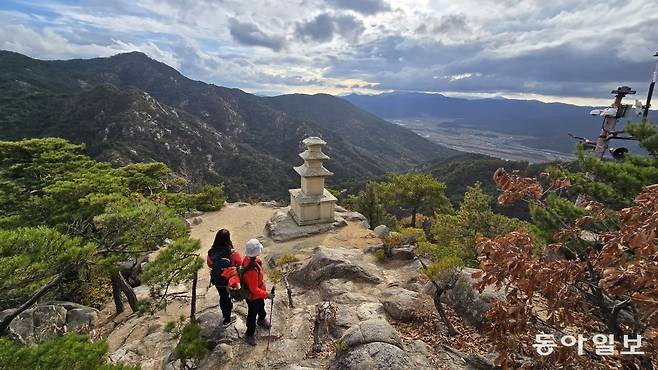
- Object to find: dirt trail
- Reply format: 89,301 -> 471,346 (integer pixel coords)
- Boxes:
99,203 -> 382,369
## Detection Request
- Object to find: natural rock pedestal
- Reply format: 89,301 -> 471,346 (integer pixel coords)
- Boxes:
289,137 -> 337,226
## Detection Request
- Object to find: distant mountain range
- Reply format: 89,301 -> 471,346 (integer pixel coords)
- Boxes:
0,51 -> 457,200
343,92 -> 656,154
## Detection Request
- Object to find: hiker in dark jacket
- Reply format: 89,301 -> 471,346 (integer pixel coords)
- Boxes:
207,229 -> 242,326
242,238 -> 274,346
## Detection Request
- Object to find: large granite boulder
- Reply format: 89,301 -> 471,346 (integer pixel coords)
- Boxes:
373,225 -> 390,239
265,207 -> 347,242
1,301 -> 99,344
290,247 -> 382,285
379,287 -> 425,322
316,279 -> 373,305
339,319 -> 402,349
330,319 -> 433,370
427,268 -> 505,328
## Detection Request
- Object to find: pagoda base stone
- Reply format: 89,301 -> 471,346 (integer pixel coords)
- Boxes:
265,207 -> 347,242
289,188 -> 337,226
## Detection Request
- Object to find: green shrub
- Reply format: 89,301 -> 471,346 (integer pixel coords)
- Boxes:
0,333 -> 138,370
158,184 -> 225,214
174,323 -> 207,366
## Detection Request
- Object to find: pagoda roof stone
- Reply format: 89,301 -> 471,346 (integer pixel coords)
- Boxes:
299,150 -> 330,160
294,164 -> 333,177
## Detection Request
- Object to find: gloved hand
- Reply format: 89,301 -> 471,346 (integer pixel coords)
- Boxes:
267,292 -> 275,300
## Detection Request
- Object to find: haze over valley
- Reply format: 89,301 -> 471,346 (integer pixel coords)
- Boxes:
390,117 -> 575,163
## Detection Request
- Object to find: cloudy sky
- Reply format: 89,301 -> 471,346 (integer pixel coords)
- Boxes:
1,0 -> 657,105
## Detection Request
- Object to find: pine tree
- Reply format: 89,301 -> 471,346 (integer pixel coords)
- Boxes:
140,239 -> 204,317
0,138 -> 223,317
345,181 -> 396,228
432,182 -> 535,266
379,173 -> 452,227
549,120 -> 658,210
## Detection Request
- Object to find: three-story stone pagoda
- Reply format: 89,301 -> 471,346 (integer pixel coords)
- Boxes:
289,137 -> 337,225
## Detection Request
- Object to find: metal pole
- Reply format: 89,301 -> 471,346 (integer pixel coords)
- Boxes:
266,285 -> 275,352
642,51 -> 658,120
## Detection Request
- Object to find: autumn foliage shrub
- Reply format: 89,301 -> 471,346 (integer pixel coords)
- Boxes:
474,168 -> 657,369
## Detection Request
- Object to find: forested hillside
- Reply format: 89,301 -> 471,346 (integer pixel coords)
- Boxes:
419,153 -> 558,219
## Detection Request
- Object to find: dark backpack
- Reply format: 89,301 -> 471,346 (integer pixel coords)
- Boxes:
209,247 -> 233,286
230,259 -> 260,302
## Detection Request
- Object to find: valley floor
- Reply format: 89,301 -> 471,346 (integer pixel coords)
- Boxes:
391,117 -> 575,163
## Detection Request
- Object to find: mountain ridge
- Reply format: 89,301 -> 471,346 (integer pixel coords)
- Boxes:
0,50 -> 457,200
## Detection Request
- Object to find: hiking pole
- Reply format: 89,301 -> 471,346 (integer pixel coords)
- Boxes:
266,285 -> 276,352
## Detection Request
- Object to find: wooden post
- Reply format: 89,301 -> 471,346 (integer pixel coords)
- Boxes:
111,272 -> 139,313
190,271 -> 198,322
283,276 -> 294,308
111,274 -> 125,313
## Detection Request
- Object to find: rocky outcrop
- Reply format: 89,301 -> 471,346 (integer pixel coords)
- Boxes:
257,201 -> 280,208
197,310 -> 248,346
290,247 -> 382,285
266,207 -> 347,242
427,268 -> 505,328
183,210 -> 204,218
1,301 -> 98,344
335,210 -> 367,223
100,204 -> 498,370
109,330 -> 177,369
330,319 -> 434,370
365,244 -> 417,261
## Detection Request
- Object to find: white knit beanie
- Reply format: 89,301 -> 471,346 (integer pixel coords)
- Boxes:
245,238 -> 263,257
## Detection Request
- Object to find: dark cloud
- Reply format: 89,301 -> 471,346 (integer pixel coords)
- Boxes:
432,14 -> 470,34
333,14 -> 366,41
415,14 -> 471,36
295,13 -> 364,43
296,13 -> 334,42
414,24 -> 428,34
326,0 -> 391,15
325,35 -> 655,98
228,18 -> 285,51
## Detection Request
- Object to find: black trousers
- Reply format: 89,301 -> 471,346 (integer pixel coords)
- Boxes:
215,285 -> 233,321
245,298 -> 267,336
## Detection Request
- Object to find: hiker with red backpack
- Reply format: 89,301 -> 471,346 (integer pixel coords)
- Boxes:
207,229 -> 242,326
242,238 -> 274,346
